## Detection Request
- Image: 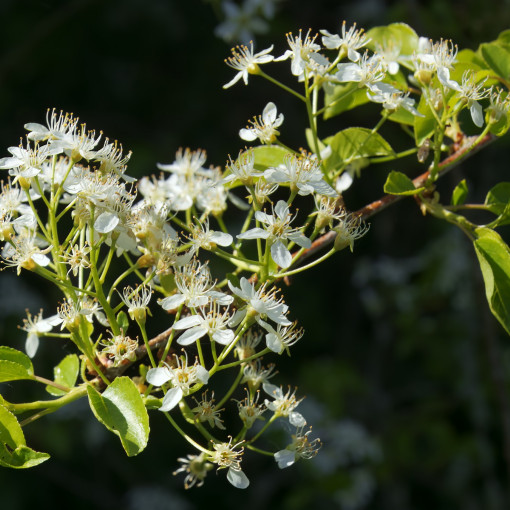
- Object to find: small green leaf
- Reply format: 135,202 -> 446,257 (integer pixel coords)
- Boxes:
0,444 -> 50,469
87,377 -> 150,457
0,404 -> 25,449
474,227 -> 510,335
116,311 -> 130,333
485,182 -> 510,214
480,42 -> 510,81
251,145 -> 290,171
324,127 -> 393,171
383,170 -> 424,196
451,179 -> 468,206
46,354 -> 80,397
159,273 -> 176,294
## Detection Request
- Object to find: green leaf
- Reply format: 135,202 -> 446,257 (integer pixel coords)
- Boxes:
474,227 -> 510,335
87,377 -> 149,457
251,145 -> 290,171
46,354 -> 79,397
0,361 -> 34,382
485,182 -> 510,214
451,179 -> 468,206
414,94 -> 437,146
116,311 -> 130,333
0,444 -> 50,469
305,128 -> 326,155
0,347 -> 34,374
388,106 -> 415,126
0,404 -> 25,449
366,22 -> 419,56
324,127 -> 393,171
480,42 -> 510,81
324,83 -> 369,119
159,273 -> 176,294
383,170 -> 424,196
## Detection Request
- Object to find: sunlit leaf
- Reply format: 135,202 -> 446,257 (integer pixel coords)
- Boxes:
87,377 -> 150,457
383,170 -> 424,195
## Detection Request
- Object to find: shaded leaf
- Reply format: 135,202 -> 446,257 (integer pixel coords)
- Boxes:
87,377 -> 150,457
480,42 -> 510,81
324,127 -> 393,171
324,83 -> 369,119
46,354 -> 80,397
451,179 -> 468,206
474,227 -> 510,335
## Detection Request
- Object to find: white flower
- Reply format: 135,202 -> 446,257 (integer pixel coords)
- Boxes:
276,29 -> 322,80
228,277 -> 291,326
263,384 -> 306,427
191,390 -> 226,429
239,102 -> 284,144
146,353 -> 209,412
454,71 -> 490,127
334,212 -> 370,252
173,453 -> 213,489
416,38 -> 461,91
159,259 -> 231,311
187,218 -> 233,255
2,231 -> 52,274
274,426 -> 321,468
223,42 -> 274,89
173,303 -> 234,346
367,82 -> 423,116
120,284 -> 152,322
264,153 -> 337,197
210,438 -> 249,489
242,359 -> 276,391
21,310 -> 61,358
157,148 -> 212,179
222,149 -> 263,186
320,21 -> 370,62
258,319 -> 304,354
0,141 -> 59,179
100,333 -> 138,367
335,51 -> 386,89
24,109 -> 78,143
237,200 -> 311,268
236,389 -> 266,428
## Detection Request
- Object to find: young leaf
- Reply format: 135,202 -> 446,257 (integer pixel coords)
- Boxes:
46,354 -> 80,397
0,346 -> 35,382
0,444 -> 50,469
383,170 -> 424,195
87,376 -> 150,457
474,227 -> 510,335
451,179 -> 468,205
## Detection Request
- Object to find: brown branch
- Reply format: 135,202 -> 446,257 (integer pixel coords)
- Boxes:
296,133 -> 497,265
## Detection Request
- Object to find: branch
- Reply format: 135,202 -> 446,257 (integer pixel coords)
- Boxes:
296,133 -> 497,265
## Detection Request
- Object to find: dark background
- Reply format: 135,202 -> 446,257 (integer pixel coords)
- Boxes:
2,0 -> 510,508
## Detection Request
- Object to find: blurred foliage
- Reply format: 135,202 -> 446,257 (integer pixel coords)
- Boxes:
2,0 -> 510,508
